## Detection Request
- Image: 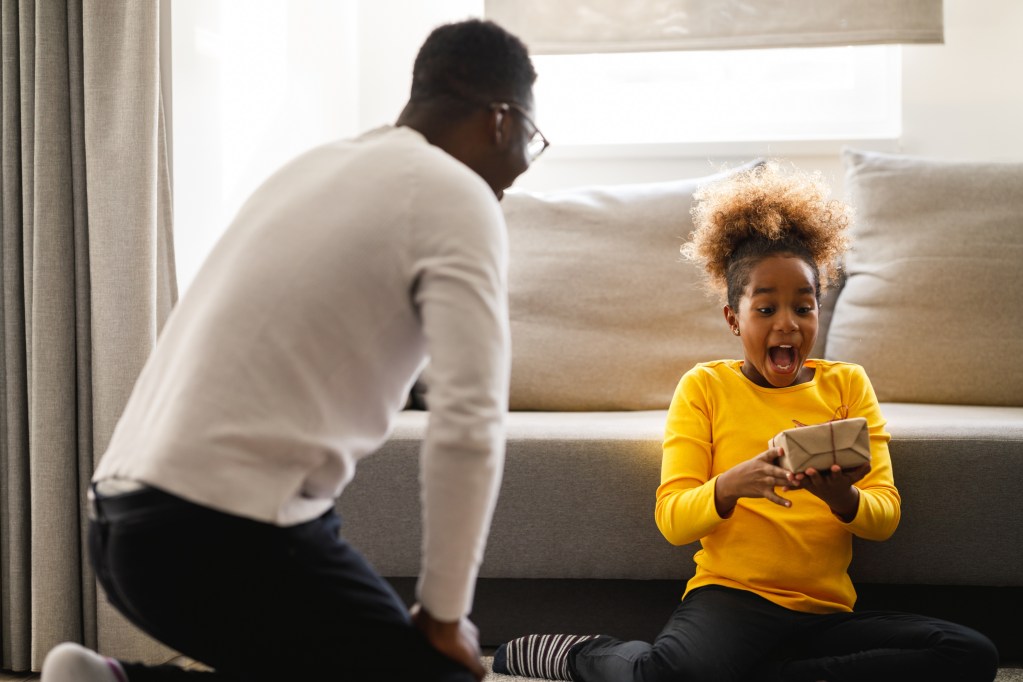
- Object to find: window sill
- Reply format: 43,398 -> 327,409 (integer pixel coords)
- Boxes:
542,137 -> 901,161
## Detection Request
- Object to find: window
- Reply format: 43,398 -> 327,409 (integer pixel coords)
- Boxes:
531,45 -> 901,147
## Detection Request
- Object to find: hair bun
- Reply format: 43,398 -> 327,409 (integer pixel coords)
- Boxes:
682,161 -> 851,298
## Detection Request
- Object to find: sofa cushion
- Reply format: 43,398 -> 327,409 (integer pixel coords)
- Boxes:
826,149 -> 1023,406
502,162 -> 761,411
338,405 -> 1023,585
339,410 -> 690,579
848,403 -> 1023,586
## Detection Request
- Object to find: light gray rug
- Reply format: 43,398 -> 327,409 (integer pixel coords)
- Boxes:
482,657 -> 1023,681
482,656 -> 543,682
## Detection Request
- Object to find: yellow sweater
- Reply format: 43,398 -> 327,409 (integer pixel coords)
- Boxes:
656,359 -> 900,614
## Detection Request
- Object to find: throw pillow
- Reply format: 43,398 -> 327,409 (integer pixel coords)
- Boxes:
504,161 -> 762,411
826,149 -> 1023,406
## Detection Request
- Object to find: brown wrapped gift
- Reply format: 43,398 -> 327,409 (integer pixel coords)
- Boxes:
769,417 -> 870,473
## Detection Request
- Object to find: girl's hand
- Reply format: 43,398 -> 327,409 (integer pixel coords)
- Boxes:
788,462 -> 870,522
715,447 -> 795,517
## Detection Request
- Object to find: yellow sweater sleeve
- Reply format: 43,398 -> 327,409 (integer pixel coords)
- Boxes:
840,365 -> 901,541
655,368 -> 728,546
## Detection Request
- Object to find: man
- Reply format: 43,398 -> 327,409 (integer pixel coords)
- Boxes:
42,18 -> 546,682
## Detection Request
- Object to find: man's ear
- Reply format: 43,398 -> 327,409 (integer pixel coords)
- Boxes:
494,107 -> 505,144
488,103 -> 512,148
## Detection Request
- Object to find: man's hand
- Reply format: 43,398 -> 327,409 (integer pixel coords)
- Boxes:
410,603 -> 486,681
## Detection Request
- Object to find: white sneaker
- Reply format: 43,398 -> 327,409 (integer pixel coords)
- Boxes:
41,642 -> 127,682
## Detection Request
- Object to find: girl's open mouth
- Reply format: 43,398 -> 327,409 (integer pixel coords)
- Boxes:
769,345 -> 798,373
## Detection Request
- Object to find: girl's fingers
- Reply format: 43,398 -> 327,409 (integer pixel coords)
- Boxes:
762,472 -> 789,489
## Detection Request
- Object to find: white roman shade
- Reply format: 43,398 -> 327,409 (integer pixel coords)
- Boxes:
485,0 -> 944,54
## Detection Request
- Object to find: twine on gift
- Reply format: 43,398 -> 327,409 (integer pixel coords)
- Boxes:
791,404 -> 849,467
791,404 -> 849,429
828,421 -> 837,466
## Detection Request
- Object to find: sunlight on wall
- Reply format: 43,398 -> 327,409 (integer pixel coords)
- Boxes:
171,0 -> 358,291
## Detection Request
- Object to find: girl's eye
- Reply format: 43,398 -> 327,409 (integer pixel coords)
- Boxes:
797,306 -> 814,314
757,307 -> 774,315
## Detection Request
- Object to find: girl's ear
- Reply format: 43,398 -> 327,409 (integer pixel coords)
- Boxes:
723,304 -> 737,329
723,304 -> 741,336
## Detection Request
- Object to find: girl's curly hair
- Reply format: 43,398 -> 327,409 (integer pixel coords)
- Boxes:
682,161 -> 851,310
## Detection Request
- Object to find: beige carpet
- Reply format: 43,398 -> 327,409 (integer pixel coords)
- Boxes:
482,656 -> 544,682
481,657 -> 1023,681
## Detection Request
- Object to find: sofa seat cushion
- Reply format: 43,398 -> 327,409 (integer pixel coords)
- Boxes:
850,403 -> 1023,586
340,409 -> 686,580
337,406 -> 1023,586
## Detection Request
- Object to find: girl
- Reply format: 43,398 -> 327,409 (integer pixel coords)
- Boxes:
492,162 -> 998,682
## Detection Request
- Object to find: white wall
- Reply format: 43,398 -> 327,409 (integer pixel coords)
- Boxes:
171,0 -> 359,288
900,0 -> 1023,161
355,0 -> 482,131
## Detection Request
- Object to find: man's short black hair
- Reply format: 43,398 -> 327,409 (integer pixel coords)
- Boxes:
410,19 -> 537,110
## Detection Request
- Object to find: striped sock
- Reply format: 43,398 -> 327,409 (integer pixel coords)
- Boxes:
493,634 -> 597,680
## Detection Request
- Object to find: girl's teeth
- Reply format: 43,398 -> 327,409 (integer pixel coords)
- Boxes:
769,346 -> 797,369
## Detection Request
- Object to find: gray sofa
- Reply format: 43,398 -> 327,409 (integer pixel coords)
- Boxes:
337,149 -> 1023,660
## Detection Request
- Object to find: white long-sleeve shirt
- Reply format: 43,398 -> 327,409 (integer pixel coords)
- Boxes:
94,125 -> 510,621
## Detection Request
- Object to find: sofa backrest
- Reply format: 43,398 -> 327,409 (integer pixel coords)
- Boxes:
500,150 -> 1023,410
502,161 -> 763,411
826,149 -> 1023,407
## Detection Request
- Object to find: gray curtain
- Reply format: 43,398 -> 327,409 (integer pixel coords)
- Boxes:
1,0 -> 176,673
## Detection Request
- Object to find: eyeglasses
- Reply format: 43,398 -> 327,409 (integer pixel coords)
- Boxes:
490,102 -> 550,162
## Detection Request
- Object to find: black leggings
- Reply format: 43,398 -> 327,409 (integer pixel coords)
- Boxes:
89,486 -> 474,682
569,585 -> 998,682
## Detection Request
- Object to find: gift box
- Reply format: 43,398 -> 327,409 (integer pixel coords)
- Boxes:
769,417 -> 870,473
